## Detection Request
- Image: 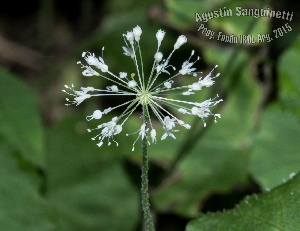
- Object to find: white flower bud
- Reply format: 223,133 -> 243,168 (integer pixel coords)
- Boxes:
156,29 -> 165,47
140,124 -> 147,140
110,85 -> 119,92
97,142 -> 103,147
114,125 -> 122,135
164,81 -> 173,89
174,35 -> 187,49
119,72 -> 127,78
164,116 -> 175,130
125,31 -> 134,45
75,94 -> 91,105
164,82 -> 172,89
128,80 -> 137,88
86,110 -> 103,121
93,110 -> 102,119
151,129 -> 156,143
156,65 -> 162,72
100,63 -> 108,73
112,116 -> 118,122
154,52 -> 163,62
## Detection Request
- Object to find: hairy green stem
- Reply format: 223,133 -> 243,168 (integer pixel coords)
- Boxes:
141,105 -> 155,231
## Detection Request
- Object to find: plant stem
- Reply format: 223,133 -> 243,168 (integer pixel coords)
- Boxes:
141,105 -> 155,231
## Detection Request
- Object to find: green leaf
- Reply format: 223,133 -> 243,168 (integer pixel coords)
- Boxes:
46,117 -> 140,231
250,105 -> 300,190
0,143 -> 54,231
278,34 -> 300,117
186,172 -> 300,231
0,68 -> 45,167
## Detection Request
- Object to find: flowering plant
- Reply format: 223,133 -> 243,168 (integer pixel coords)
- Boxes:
63,25 -> 221,230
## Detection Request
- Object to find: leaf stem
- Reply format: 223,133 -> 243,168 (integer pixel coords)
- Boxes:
141,105 -> 155,231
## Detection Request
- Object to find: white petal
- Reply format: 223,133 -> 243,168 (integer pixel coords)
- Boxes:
161,133 -> 168,140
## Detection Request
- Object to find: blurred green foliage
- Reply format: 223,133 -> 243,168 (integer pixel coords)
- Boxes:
0,0 -> 299,230
186,173 -> 300,230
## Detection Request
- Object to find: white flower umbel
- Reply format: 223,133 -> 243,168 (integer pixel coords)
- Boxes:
63,25 -> 223,231
63,25 -> 222,150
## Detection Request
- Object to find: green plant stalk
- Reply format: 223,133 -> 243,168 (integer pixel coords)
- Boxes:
141,105 -> 155,231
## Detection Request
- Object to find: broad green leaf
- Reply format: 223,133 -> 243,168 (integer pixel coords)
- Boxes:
250,105 -> 300,190
0,143 -> 54,231
278,34 -> 300,117
46,117 -> 140,231
152,62 -> 263,217
186,172 -> 300,231
46,116 -> 121,190
0,68 -> 45,167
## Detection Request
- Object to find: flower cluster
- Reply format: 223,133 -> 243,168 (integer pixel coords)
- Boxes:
63,25 -> 222,150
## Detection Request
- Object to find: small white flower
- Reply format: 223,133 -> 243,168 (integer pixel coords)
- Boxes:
127,123 -> 149,151
77,64 -> 100,77
107,85 -> 119,92
63,85 -> 94,106
88,116 -> 122,146
192,107 -> 209,118
200,77 -> 214,87
125,31 -> 134,45
128,80 -> 137,88
199,65 -> 219,88
179,50 -> 200,75
133,25 -> 142,42
156,29 -> 165,47
81,52 -> 108,72
140,124 -> 147,140
156,60 -> 175,75
174,35 -> 187,49
122,46 -> 135,59
164,81 -> 173,89
64,26 -> 222,148
151,129 -> 156,143
188,82 -> 202,91
119,72 -> 127,78
164,116 -> 176,130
